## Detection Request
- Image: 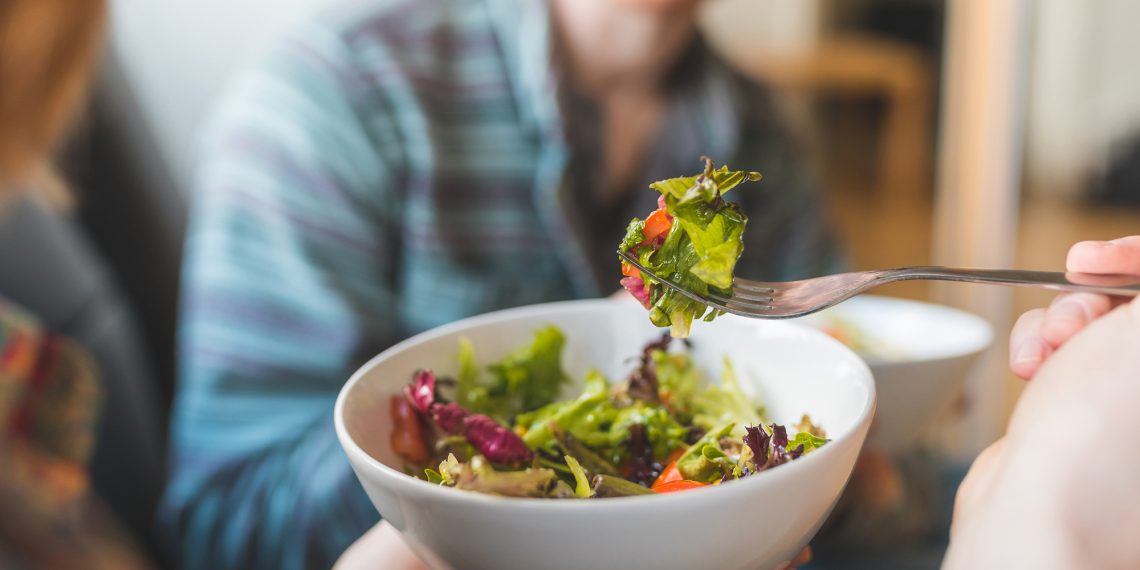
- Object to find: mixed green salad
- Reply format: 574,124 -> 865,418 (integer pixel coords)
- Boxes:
390,327 -> 827,499
618,157 -> 762,338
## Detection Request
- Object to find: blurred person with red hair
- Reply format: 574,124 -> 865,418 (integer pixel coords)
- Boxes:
164,0 -> 840,567
0,0 -> 152,567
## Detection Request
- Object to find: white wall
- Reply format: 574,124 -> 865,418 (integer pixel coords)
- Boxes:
1026,0 -> 1140,199
1089,0 -> 1140,168
107,0 -> 328,194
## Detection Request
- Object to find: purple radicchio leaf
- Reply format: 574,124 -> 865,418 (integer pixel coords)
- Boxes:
621,276 -> 652,309
405,369 -> 436,413
743,424 -> 770,467
626,423 -> 659,486
685,426 -> 707,445
789,444 -> 805,460
762,424 -> 791,470
429,402 -> 470,434
764,447 -> 791,470
627,334 -> 670,404
771,424 -> 788,449
743,423 -> 798,472
462,414 -> 533,465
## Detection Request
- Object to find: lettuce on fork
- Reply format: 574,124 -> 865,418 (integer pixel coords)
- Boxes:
618,157 -> 762,337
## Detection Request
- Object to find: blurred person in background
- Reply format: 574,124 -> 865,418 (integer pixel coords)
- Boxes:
162,0 -> 841,567
0,0 -> 155,567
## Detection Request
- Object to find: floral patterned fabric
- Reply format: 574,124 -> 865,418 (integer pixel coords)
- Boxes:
0,297 -> 150,569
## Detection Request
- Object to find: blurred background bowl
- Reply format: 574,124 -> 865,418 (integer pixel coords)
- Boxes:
335,299 -> 875,570
800,295 -> 993,451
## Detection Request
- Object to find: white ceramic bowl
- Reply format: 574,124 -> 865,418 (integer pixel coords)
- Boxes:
335,299 -> 875,570
800,295 -> 993,450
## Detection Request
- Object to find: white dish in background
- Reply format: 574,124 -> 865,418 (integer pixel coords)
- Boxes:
335,299 -> 875,570
800,295 -> 993,450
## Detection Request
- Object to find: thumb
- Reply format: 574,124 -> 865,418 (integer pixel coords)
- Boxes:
1067,237 -> 1140,274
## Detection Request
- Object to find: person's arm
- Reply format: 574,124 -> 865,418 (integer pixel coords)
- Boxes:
161,24 -> 399,569
948,236 -> 1140,568
332,521 -> 426,570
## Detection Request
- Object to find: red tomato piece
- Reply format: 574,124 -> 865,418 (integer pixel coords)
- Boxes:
651,448 -> 688,489
390,395 -> 430,462
642,209 -> 673,242
653,480 -> 708,493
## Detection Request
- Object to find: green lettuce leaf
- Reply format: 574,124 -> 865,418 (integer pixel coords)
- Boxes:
457,327 -> 570,422
447,455 -> 569,498
551,424 -> 620,476
619,218 -> 646,254
604,403 -> 688,461
676,423 -> 736,483
564,455 -> 592,498
456,338 -> 480,408
691,358 -> 764,432
592,474 -> 656,498
649,164 -> 762,201
520,368 -> 688,467
688,238 -> 743,290
787,432 -> 828,455
519,370 -> 610,449
641,225 -> 717,336
487,326 -> 569,411
652,348 -> 702,417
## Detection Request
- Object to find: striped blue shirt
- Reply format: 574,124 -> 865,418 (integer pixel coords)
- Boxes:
162,0 -> 841,567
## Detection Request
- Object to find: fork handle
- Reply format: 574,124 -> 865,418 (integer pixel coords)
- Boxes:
886,267 -> 1140,297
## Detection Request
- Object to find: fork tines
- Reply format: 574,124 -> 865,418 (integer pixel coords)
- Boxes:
617,249 -> 775,315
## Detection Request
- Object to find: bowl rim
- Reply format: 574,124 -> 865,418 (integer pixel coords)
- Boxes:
802,294 -> 995,366
334,299 -> 877,510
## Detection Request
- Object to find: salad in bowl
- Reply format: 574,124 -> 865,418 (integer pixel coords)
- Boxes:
390,328 -> 828,499
334,156 -> 872,569
335,300 -> 874,570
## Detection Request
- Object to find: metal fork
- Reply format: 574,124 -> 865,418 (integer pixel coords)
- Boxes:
617,250 -> 1140,319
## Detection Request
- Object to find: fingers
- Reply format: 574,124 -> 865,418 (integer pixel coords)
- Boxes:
1011,292 -> 1116,379
1067,236 -> 1140,275
790,546 -> 813,568
1039,293 -> 1113,348
1014,235 -> 1140,379
1009,309 -> 1050,380
775,547 -> 812,570
332,521 -> 428,570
